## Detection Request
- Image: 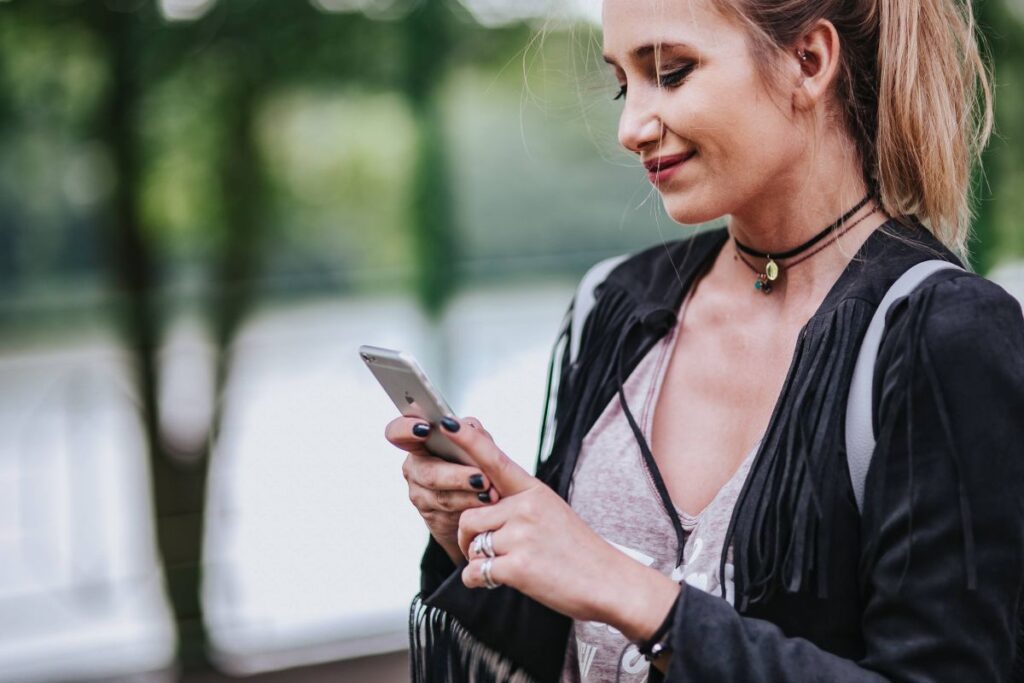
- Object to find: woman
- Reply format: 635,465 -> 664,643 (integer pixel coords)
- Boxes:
385,0 -> 1024,680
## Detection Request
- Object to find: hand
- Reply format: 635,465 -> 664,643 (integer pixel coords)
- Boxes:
439,416 -> 681,641
385,415 -> 501,566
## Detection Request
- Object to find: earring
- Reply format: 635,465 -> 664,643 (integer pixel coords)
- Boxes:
798,50 -> 810,62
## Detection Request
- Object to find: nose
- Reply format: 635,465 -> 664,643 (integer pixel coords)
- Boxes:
617,91 -> 663,155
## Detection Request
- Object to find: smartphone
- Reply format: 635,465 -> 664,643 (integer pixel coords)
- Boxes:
359,345 -> 472,465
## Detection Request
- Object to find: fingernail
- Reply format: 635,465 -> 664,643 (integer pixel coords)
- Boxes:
469,474 -> 485,490
441,417 -> 460,433
477,491 -> 491,503
412,423 -> 430,438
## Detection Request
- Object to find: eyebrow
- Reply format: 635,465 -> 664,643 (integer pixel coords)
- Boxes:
602,42 -> 694,67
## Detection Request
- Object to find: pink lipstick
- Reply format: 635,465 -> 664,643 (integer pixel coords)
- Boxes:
644,151 -> 696,184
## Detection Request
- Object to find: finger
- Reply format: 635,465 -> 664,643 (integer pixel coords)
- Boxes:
385,416 -> 434,450
403,452 -> 494,494
457,500 -> 511,557
462,556 -> 513,590
466,525 -> 511,560
462,416 -> 493,440
407,483 -> 498,514
440,416 -> 535,496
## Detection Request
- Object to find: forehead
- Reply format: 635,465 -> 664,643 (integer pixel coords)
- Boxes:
601,0 -> 741,59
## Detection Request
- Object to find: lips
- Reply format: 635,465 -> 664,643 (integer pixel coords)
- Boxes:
643,151 -> 696,173
643,151 -> 697,185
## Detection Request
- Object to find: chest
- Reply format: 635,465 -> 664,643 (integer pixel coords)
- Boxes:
650,298 -> 806,517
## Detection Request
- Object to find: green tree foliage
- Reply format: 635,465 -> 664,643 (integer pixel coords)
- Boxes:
974,0 -> 1024,272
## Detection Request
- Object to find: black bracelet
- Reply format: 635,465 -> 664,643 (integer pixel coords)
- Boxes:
636,592 -> 681,661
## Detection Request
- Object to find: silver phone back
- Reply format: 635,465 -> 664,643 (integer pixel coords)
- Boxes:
359,345 -> 471,465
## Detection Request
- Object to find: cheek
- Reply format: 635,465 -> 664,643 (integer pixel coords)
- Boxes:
657,110 -> 802,223
685,92 -> 800,182
653,69 -> 804,222
733,111 -> 806,189
668,64 -> 790,154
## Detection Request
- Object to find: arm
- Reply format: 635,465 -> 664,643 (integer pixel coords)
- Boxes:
658,275 -> 1024,682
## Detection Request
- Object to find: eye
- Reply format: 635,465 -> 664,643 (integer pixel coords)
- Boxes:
658,63 -> 695,88
613,84 -> 627,101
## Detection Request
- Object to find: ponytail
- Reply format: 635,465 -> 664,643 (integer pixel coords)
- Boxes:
875,0 -> 992,255
712,0 -> 993,258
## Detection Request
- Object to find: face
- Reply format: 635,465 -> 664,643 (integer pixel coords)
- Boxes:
602,0 -> 806,225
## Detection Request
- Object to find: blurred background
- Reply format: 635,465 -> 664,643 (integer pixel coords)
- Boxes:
0,0 -> 1022,681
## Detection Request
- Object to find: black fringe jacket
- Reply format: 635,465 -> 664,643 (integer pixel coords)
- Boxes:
411,221 -> 1024,682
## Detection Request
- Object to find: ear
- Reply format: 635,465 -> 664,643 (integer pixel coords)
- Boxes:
790,20 -> 842,112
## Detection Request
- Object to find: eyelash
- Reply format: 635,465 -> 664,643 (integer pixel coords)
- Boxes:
613,64 -> 695,101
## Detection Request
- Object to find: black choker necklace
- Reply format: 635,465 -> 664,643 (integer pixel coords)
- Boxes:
733,193 -> 874,294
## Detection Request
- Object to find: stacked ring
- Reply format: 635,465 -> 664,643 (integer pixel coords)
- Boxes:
481,557 -> 499,589
481,530 -> 496,558
472,530 -> 497,559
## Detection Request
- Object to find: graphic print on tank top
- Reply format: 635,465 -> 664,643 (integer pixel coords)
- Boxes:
560,291 -> 759,683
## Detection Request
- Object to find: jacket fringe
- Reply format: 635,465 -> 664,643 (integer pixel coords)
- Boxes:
726,299 -> 875,607
410,595 -> 538,683
863,282 -> 979,593
1015,595 -> 1024,682
546,283 -> 639,497
727,279 -> 984,608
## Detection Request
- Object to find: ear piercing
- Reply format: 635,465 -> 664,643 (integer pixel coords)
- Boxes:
798,50 -> 810,63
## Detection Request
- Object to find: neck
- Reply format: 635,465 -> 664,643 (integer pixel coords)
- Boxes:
721,136 -> 888,307
728,166 -> 872,255
734,193 -> 872,260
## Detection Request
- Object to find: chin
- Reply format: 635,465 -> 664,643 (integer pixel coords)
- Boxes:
660,192 -> 724,227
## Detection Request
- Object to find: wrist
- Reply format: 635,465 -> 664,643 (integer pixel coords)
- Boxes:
432,534 -> 465,568
635,590 -> 679,664
599,554 -> 681,642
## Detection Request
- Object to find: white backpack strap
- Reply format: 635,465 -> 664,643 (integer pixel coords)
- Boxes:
845,260 -> 964,513
569,254 -> 630,363
536,254 -> 628,466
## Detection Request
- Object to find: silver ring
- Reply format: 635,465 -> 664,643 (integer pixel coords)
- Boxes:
481,557 -> 499,589
471,531 -> 497,559
481,530 -> 496,558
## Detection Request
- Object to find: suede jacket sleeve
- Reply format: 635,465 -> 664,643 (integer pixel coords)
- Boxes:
663,274 -> 1024,682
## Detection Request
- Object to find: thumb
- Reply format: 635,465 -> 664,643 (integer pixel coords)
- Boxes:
440,416 -> 535,496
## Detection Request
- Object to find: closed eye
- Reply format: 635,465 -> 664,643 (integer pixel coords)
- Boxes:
612,63 -> 695,102
659,63 -> 695,88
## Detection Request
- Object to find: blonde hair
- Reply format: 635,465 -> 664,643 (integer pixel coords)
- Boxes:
711,0 -> 993,257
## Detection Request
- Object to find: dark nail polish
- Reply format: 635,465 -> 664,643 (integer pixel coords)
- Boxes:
469,474 -> 485,490
441,417 -> 460,433
412,423 -> 430,438
477,491 -> 491,503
